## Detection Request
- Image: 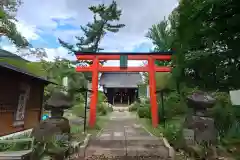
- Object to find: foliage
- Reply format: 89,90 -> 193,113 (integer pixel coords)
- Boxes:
59,0 -> 125,65
146,17 -> 174,52
147,0 -> 240,91
138,83 -> 147,98
40,58 -> 87,102
155,72 -> 172,91
137,106 -> 151,118
205,92 -> 239,139
0,134 -> 30,152
98,91 -> 107,103
145,0 -> 240,158
30,134 -> 70,159
0,0 -> 29,48
176,0 -> 240,91
129,101 -> 139,112
96,91 -> 110,115
137,101 -> 151,119
158,91 -> 187,122
0,1 -> 47,58
97,103 -> 108,116
162,123 -> 183,147
71,104 -> 85,117
224,121 -> 240,142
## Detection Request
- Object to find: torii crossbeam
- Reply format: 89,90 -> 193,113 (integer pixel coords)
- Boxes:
75,52 -> 173,128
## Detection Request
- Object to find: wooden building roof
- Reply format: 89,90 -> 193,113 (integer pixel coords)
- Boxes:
0,62 -> 54,85
99,72 -> 142,88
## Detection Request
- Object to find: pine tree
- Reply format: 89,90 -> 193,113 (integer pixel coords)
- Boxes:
59,0 -> 125,65
0,0 -> 29,48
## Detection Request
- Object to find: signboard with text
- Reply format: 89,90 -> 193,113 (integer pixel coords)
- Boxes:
230,90 -> 240,106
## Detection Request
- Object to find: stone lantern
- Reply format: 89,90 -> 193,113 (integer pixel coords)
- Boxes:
43,91 -> 73,137
183,91 -> 217,145
31,91 -> 73,159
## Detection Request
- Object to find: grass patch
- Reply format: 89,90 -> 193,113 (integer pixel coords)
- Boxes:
138,116 -> 190,159
87,114 -> 109,136
138,115 -> 184,137
70,113 -> 110,141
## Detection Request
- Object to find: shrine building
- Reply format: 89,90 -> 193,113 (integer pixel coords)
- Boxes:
99,72 -> 142,105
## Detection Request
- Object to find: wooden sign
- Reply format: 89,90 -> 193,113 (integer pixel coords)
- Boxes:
120,55 -> 128,68
13,83 -> 30,127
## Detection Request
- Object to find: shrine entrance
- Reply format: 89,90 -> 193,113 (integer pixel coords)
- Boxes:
75,52 -> 172,128
111,88 -> 136,105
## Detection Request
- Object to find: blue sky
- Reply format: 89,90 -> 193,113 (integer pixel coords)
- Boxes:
0,0 -> 178,65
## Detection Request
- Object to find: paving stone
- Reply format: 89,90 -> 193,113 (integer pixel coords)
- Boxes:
81,111 -> 170,160
114,132 -> 124,137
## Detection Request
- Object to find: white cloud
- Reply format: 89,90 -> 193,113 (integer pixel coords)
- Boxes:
43,47 -> 143,66
0,0 -> 178,62
14,0 -> 178,55
43,47 -> 76,61
1,44 -> 18,53
15,21 -> 40,41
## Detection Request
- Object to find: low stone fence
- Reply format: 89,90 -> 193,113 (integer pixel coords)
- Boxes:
0,128 -> 32,140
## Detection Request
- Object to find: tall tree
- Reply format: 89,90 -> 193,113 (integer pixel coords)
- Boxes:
175,0 -> 240,91
0,0 -> 47,59
59,0 -> 125,65
40,58 -> 87,101
0,0 -> 29,48
146,18 -> 172,52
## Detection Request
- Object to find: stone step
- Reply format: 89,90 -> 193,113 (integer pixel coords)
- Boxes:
88,139 -> 165,148
85,156 -> 166,160
88,140 -> 125,148
85,146 -> 169,159
126,139 -> 164,147
126,146 -> 169,158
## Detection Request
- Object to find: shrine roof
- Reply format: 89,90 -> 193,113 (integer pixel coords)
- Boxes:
99,72 -> 143,88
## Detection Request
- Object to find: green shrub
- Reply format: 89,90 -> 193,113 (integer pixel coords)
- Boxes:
0,134 -> 30,152
137,107 -> 151,119
136,99 -> 151,118
209,103 -> 235,136
97,103 -> 107,116
224,121 -> 240,141
71,104 -> 85,117
157,91 -> 187,123
98,92 -> 107,103
162,123 -> 183,147
129,102 -> 139,112
206,92 -> 236,137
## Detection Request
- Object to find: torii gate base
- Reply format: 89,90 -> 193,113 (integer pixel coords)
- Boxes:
75,52 -> 172,128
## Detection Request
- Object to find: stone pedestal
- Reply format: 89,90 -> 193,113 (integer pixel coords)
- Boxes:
183,115 -> 217,145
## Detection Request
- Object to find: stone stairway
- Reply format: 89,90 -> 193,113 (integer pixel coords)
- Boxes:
112,104 -> 129,112
85,138 -> 169,159
82,111 -> 173,160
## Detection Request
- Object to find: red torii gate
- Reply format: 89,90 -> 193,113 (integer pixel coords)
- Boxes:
75,52 -> 172,128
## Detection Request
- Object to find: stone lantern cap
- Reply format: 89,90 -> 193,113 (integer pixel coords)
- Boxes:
45,91 -> 73,110
186,91 -> 216,110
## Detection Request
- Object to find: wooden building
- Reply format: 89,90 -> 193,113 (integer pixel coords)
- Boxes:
99,72 -> 142,105
0,62 -> 53,136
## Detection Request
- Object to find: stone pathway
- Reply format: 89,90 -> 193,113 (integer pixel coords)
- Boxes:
83,111 -> 171,160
